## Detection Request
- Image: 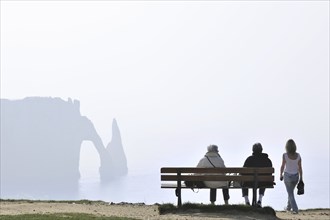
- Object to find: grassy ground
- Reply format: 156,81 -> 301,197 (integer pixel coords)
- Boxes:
1,199 -> 328,220
0,213 -> 138,220
0,199 -> 108,205
0,200 -> 140,220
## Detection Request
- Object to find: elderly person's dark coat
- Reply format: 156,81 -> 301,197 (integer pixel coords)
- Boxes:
244,152 -> 272,168
242,152 -> 273,187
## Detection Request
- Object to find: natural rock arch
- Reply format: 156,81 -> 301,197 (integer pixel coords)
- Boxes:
0,97 -> 128,196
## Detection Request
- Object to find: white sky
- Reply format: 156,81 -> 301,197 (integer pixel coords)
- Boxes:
1,1 -> 329,175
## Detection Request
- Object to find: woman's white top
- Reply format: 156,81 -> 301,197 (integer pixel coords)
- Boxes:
284,153 -> 301,174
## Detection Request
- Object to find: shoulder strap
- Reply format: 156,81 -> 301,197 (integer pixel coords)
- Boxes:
206,156 -> 216,168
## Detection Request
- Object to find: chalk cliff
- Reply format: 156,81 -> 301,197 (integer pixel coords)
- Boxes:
0,97 -> 128,195
104,119 -> 128,177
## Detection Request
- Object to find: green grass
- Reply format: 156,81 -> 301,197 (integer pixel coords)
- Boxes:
0,199 -> 108,205
158,202 -> 277,216
0,200 -> 141,219
0,213 -> 139,220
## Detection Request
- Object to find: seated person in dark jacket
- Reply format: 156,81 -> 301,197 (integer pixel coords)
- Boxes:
242,143 -> 273,207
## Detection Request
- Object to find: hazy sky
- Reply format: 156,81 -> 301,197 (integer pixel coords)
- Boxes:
1,1 -> 329,176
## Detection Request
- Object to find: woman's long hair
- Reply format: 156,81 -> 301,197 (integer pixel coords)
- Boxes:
285,139 -> 297,155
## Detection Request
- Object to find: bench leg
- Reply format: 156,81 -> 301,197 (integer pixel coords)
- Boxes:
175,188 -> 182,207
252,188 -> 257,206
210,189 -> 217,204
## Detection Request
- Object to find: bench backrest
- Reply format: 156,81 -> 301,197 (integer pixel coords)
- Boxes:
161,167 -> 275,183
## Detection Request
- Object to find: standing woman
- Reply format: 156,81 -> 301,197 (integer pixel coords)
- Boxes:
280,139 -> 303,214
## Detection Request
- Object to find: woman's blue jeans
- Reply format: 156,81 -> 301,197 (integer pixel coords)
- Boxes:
284,172 -> 299,212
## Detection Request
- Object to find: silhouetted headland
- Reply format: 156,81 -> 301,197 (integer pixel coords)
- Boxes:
0,97 -> 128,198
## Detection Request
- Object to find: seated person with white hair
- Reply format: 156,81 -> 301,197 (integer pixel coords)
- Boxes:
197,145 -> 230,205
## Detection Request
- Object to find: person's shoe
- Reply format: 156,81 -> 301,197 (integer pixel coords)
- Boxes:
224,200 -> 229,205
292,211 -> 298,214
285,206 -> 291,212
257,200 -> 262,208
245,202 -> 250,206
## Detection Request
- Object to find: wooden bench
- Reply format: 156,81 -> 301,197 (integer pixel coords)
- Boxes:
161,167 -> 275,207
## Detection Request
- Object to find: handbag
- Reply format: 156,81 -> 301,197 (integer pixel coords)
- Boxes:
297,180 -> 304,195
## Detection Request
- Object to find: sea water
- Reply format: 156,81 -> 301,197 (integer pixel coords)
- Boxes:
76,166 -> 329,211
1,168 -> 329,211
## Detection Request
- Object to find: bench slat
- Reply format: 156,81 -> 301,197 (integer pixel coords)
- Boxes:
161,167 -> 274,174
161,183 -> 275,189
161,175 -> 274,182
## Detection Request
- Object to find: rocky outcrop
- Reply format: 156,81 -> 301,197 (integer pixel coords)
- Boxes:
106,119 -> 128,177
0,97 -> 128,194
